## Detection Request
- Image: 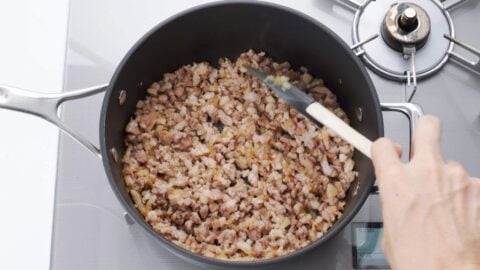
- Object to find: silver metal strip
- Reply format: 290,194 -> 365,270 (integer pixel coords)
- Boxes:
403,47 -> 418,102
336,0 -> 362,10
0,84 -> 108,158
442,0 -> 468,10
380,102 -> 424,158
350,34 -> 379,50
444,34 -> 480,74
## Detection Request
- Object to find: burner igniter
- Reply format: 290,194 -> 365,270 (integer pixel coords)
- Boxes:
381,2 -> 431,52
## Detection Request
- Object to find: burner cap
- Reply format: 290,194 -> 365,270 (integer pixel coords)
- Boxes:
381,3 -> 431,51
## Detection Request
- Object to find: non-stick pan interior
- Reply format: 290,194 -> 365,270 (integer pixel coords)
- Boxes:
101,1 -> 383,266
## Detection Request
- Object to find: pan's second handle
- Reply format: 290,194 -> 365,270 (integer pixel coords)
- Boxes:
306,102 -> 373,158
0,84 -> 108,158
380,102 -> 424,158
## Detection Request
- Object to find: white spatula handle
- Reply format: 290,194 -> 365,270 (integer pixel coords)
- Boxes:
306,102 -> 372,159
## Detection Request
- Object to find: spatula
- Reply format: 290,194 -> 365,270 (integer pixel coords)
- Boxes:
244,65 -> 372,158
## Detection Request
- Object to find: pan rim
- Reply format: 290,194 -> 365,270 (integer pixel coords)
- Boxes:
100,0 -> 384,267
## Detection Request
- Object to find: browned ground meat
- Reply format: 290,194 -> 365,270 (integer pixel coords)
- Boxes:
122,50 -> 357,260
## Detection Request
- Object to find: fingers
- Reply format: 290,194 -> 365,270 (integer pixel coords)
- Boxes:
445,160 -> 468,184
372,138 -> 401,177
394,143 -> 403,158
445,161 -> 477,184
411,115 -> 442,161
445,160 -> 464,170
472,178 -> 480,189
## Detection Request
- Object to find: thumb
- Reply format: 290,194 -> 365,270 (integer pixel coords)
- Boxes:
372,138 -> 401,178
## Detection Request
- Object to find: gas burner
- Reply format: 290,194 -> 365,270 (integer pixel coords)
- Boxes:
339,0 -> 480,101
381,3 -> 431,51
352,0 -> 453,82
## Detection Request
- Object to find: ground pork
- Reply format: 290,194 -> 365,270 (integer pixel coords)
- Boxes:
122,50 -> 357,260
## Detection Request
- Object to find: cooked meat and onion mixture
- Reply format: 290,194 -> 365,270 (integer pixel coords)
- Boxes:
122,50 -> 358,260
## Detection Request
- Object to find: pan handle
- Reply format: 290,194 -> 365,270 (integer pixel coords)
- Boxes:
380,102 -> 423,158
0,84 -> 108,158
367,102 -> 423,194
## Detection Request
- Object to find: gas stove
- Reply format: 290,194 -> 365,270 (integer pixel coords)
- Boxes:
51,1 -> 480,269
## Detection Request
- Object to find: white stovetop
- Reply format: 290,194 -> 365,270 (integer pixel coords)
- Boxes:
0,1 -> 68,269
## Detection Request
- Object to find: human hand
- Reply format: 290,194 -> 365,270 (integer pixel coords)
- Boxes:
372,116 -> 480,270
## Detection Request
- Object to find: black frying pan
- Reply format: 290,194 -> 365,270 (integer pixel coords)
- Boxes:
0,1 -> 422,268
